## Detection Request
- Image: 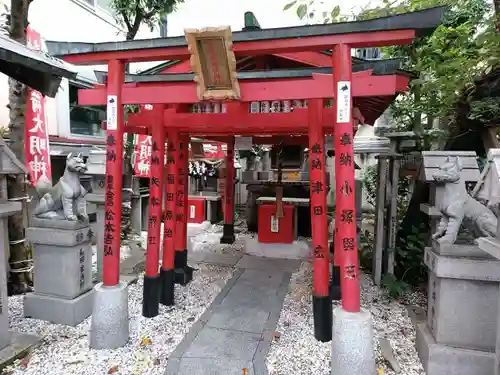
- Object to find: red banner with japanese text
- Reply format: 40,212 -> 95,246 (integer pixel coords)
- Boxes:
25,26 -> 51,185
134,134 -> 152,177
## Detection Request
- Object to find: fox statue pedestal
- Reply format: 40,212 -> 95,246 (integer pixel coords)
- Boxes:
24,153 -> 94,326
24,218 -> 94,326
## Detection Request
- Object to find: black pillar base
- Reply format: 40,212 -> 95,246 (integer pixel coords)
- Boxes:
142,274 -> 161,317
174,249 -> 194,286
329,241 -> 342,301
313,295 -> 333,342
220,223 -> 235,244
330,265 -> 342,301
159,268 -> 175,306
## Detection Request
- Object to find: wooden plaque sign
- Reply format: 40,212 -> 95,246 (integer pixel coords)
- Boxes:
184,26 -> 240,101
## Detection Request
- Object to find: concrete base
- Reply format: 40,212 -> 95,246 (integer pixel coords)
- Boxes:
415,322 -> 494,375
187,221 -> 212,238
244,237 -> 310,260
0,332 -> 41,368
24,289 -> 94,326
331,307 -> 375,375
90,281 -> 129,349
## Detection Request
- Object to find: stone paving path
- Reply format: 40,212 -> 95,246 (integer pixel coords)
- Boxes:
165,254 -> 301,375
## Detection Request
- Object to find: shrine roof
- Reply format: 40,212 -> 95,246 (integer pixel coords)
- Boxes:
45,6 -> 446,60
122,58 -> 410,84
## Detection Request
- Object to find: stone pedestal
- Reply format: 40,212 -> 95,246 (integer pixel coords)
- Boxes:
415,243 -> 500,374
24,219 -> 94,326
86,193 -> 104,281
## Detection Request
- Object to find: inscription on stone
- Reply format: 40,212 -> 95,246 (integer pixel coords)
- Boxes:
79,248 -> 85,290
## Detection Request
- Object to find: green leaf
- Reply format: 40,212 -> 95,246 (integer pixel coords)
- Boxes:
297,4 -> 308,19
283,0 -> 297,11
330,5 -> 340,20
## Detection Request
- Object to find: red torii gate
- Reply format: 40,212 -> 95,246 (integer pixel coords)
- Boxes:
47,5 -> 446,351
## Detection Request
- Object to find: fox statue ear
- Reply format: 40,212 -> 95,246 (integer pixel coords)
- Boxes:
67,152 -> 73,160
77,152 -> 82,159
455,156 -> 463,171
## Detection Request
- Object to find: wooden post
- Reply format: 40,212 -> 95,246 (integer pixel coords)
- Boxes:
142,105 -> 165,317
102,59 -> 125,287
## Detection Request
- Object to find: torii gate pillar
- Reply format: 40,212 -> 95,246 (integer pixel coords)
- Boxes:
90,59 -> 130,349
331,44 -> 375,375
221,136 -> 236,244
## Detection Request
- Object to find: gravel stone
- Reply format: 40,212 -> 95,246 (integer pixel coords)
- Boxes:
4,231 -> 235,375
266,261 -> 426,375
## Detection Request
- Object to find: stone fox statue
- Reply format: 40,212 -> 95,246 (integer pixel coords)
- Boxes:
432,156 -> 497,245
34,153 -> 89,221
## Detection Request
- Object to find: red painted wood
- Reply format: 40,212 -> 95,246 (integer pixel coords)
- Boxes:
308,99 -> 330,297
162,132 -> 179,270
78,74 -> 408,105
187,197 -> 206,224
102,60 -> 125,287
62,29 -> 416,65
145,105 -> 165,277
333,44 -> 361,313
175,137 -> 189,252
258,204 -> 295,244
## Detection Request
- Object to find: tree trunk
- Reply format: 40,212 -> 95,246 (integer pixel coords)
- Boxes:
7,0 -> 32,294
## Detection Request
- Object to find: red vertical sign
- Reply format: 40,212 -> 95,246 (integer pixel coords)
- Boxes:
25,27 -> 51,185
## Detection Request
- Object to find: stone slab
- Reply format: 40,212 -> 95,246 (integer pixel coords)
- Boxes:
0,332 -> 41,369
188,252 -> 242,267
33,242 -> 93,299
416,322 -> 494,375
165,264 -> 292,375
477,237 -> 500,260
206,305 -> 271,333
0,201 -> 21,218
172,358 -> 254,375
424,247 -> 500,281
427,270 -> 498,352
30,217 -> 90,230
24,289 -> 94,326
27,226 -> 93,247
431,241 -> 494,259
183,327 -> 262,360
236,253 -> 301,272
244,237 -> 310,260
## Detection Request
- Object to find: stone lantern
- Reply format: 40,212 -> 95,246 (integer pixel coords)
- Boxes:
0,138 -> 40,356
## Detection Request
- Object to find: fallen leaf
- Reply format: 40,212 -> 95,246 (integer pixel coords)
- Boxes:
140,337 -> 152,346
108,365 -> 119,374
242,368 -> 249,375
19,355 -> 30,369
377,368 -> 384,375
273,331 -> 281,340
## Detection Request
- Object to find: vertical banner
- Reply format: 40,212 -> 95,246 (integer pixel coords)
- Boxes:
25,26 -> 51,185
134,135 -> 152,177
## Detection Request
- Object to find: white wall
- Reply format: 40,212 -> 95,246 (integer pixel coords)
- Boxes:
0,0 -> 161,138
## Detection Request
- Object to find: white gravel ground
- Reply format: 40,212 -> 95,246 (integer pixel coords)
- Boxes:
266,261 -> 426,375
4,232 -> 234,374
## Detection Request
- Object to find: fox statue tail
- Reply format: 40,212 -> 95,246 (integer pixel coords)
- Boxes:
34,175 -> 52,198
